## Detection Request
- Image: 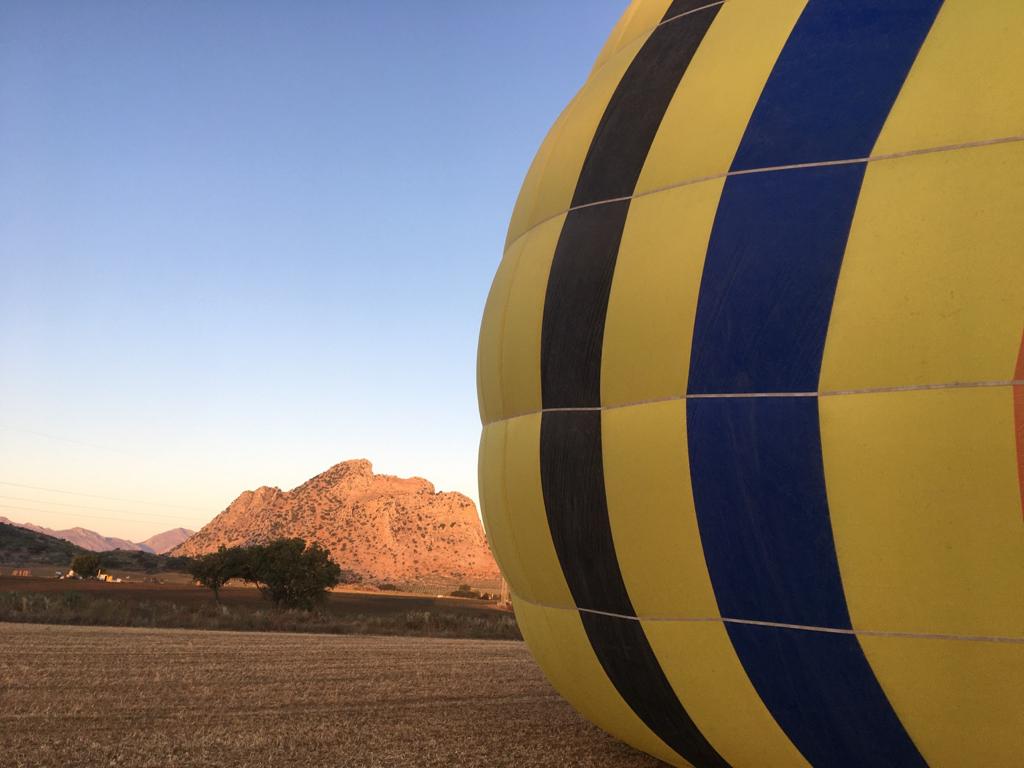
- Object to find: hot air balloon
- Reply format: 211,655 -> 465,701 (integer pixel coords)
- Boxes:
477,1 -> 1024,766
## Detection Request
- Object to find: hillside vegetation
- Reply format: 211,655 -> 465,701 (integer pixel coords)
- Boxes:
0,523 -> 191,573
0,522 -> 87,565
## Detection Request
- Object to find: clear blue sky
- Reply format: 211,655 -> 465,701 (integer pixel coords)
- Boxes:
0,1 -> 626,540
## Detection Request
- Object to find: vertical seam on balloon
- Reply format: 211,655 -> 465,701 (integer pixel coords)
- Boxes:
493,225 -> 525,429
484,247 -> 517,426
1014,330 -> 1024,520
539,5 -> 731,768
500,417 -> 546,610
504,89 -> 573,254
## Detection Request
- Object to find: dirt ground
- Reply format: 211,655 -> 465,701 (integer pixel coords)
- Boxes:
0,622 -> 662,768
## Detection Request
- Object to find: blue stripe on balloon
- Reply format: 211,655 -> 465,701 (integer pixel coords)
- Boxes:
687,397 -> 927,767
687,397 -> 846,629
687,164 -> 864,396
730,0 -> 945,170
687,1 -> 942,766
726,624 -> 927,768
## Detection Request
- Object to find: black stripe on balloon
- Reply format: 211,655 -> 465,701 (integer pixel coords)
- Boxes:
541,412 -> 729,768
687,2 -> 941,766
664,0 -> 720,20
543,5 -> 719,409
539,6 -> 728,767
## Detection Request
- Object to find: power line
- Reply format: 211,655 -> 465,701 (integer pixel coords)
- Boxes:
0,480 -> 211,512
0,503 -> 205,530
0,494 -> 198,522
0,425 -> 134,456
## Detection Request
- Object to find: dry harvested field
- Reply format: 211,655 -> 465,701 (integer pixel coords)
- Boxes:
0,623 -> 661,768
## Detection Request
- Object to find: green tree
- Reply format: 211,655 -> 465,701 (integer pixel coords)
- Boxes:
70,553 -> 101,578
223,544 -> 265,592
188,547 -> 235,603
246,539 -> 341,610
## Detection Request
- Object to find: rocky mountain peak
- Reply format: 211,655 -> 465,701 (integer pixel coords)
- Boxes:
172,460 -> 498,585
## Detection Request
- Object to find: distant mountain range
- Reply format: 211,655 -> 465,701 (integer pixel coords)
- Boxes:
0,522 -> 194,572
139,528 -> 195,553
173,459 -> 499,585
0,517 -> 193,554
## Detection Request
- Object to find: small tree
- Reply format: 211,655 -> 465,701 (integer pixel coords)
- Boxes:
188,547 -> 234,603
249,539 -> 341,610
70,553 -> 101,578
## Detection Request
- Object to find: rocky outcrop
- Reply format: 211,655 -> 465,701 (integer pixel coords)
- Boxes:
171,460 -> 499,584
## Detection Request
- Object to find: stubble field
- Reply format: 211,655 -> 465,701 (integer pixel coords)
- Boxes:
0,622 -> 661,768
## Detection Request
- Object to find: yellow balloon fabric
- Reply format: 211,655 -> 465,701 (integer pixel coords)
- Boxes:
478,2 -> 1024,767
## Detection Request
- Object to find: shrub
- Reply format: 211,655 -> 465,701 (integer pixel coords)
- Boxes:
449,585 -> 481,599
0,591 -> 522,640
70,553 -> 101,578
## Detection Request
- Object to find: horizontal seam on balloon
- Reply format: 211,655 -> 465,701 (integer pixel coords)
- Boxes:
661,1 -> 729,27
590,2 -> 729,82
512,593 -> 1024,645
503,133 -> 1024,256
507,0 -> 728,248
483,379 -> 1023,426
